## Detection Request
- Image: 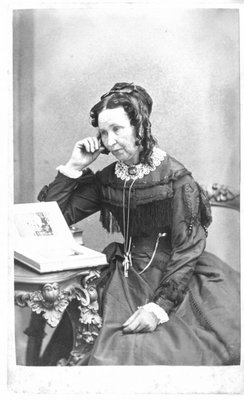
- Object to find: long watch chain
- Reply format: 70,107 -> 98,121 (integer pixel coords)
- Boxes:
122,179 -> 136,277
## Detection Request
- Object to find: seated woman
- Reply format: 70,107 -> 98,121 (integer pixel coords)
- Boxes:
38,82 -> 240,366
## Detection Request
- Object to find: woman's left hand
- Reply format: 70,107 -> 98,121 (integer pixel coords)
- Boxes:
122,308 -> 158,333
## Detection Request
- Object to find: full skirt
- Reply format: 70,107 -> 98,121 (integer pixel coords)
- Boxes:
41,242 -> 240,366
83,244 -> 240,365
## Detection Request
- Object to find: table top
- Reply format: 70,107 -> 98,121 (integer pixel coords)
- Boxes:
14,259 -> 99,284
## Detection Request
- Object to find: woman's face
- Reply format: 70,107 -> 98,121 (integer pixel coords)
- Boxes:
98,107 -> 140,165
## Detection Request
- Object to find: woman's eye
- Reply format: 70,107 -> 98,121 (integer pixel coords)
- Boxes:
113,126 -> 120,134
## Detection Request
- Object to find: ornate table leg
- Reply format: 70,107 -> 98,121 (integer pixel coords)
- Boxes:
58,270 -> 103,366
15,281 -> 78,365
15,269 -> 103,366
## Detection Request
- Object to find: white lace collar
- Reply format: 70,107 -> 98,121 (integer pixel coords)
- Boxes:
115,147 -> 166,181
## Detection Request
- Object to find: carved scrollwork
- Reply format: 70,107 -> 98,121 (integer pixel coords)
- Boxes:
76,270 -> 102,345
15,291 -> 31,307
207,183 -> 238,202
58,348 -> 91,367
15,282 -> 76,327
15,268 -> 103,366
55,269 -> 103,366
204,183 -> 240,211
82,269 -> 101,287
68,350 -> 87,366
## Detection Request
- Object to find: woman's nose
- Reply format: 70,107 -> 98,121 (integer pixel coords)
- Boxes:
107,132 -> 117,147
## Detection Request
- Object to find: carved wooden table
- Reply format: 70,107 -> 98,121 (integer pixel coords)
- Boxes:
14,260 -> 104,366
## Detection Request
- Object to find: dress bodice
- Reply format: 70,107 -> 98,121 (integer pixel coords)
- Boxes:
96,152 -> 211,238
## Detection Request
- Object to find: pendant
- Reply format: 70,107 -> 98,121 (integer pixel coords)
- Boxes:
128,166 -> 137,176
122,252 -> 132,277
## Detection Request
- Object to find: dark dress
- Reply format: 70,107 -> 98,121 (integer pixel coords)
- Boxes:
38,150 -> 240,365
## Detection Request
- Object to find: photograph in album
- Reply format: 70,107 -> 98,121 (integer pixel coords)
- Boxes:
13,201 -> 107,273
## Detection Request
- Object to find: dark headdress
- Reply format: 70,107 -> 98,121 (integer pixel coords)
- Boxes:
100,82 -> 153,116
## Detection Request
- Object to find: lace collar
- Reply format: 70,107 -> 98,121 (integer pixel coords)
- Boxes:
115,147 -> 166,181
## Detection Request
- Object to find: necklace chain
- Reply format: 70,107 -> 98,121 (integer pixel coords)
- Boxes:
115,147 -> 166,181
122,179 -> 137,277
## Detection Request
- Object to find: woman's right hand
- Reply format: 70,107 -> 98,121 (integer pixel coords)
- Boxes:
65,136 -> 105,172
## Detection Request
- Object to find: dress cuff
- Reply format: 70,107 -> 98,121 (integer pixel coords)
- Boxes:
140,302 -> 169,324
56,165 -> 83,179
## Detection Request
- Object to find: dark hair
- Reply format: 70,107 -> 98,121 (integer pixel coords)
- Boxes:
90,82 -> 157,165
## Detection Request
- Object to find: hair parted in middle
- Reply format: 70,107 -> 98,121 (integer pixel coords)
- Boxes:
89,82 -> 157,165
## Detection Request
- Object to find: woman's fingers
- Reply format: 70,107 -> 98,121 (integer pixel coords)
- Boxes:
122,310 -> 140,327
77,137 -> 100,153
66,137 -> 103,171
123,317 -> 142,333
86,137 -> 99,153
122,310 -> 146,333
122,309 -> 158,333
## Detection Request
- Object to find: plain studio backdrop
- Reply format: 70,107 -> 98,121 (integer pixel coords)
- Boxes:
12,5 -> 240,370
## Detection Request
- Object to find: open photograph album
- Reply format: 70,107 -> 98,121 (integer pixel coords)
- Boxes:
13,201 -> 107,273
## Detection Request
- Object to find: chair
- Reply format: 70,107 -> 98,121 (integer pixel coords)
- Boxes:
204,183 -> 240,211
204,183 -> 240,273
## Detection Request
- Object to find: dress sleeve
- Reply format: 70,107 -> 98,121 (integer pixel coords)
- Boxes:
37,169 -> 101,226
153,174 -> 210,314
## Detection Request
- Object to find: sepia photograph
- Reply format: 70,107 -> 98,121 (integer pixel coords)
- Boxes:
3,0 -> 243,397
